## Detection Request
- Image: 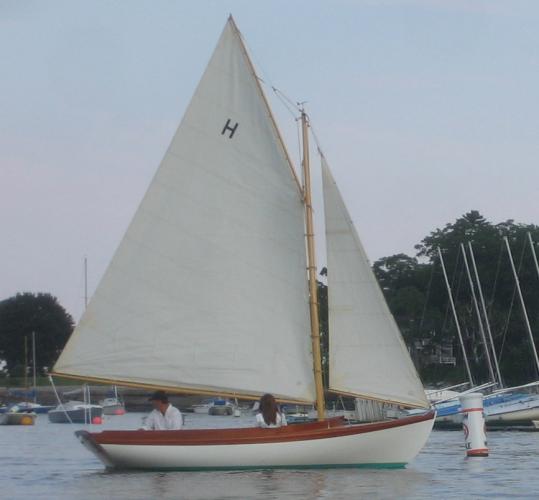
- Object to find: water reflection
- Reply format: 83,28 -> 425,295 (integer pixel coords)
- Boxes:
3,413 -> 539,499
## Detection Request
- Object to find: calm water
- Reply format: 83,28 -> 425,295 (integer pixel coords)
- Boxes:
1,412 -> 538,499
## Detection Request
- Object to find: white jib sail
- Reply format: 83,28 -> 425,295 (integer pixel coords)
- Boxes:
54,19 -> 315,403
322,157 -> 429,408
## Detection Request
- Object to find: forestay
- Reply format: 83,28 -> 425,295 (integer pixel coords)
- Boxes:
322,158 -> 429,409
53,19 -> 315,403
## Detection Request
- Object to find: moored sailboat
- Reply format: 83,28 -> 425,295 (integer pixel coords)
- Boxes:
99,387 -> 126,415
52,17 -> 434,470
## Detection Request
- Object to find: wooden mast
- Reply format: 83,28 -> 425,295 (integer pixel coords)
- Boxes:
301,109 -> 325,420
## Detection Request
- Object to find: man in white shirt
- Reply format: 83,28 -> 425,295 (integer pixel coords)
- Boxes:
141,391 -> 183,430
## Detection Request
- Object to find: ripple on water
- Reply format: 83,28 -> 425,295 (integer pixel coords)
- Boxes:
2,413 -> 539,499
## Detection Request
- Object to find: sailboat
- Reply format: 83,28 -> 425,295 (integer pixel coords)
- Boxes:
51,17 -> 434,470
99,386 -> 126,415
431,241 -> 539,428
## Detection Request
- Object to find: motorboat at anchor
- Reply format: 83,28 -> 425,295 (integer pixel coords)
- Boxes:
99,397 -> 126,416
208,399 -> 235,416
11,401 -> 55,414
190,398 -> 234,415
0,404 -> 36,425
99,387 -> 126,415
48,401 -> 104,424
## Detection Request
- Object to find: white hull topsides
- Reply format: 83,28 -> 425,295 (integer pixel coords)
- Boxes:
76,412 -> 435,471
437,397 -> 539,425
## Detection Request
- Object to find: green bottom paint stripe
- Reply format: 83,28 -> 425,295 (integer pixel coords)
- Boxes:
109,463 -> 407,472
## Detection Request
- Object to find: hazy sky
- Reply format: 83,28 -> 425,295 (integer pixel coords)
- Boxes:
2,0 -> 538,321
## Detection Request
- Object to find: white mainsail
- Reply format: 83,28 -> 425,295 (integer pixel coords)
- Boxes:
53,19 -> 315,403
322,157 -> 429,408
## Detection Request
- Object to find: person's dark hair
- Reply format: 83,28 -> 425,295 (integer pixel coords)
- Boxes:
149,390 -> 168,403
259,393 -> 279,425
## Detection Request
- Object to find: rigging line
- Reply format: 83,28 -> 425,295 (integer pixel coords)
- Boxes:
233,22 -> 304,193
308,119 -> 328,160
272,86 -> 301,119
418,259 -> 435,334
498,236 -> 527,361
48,375 -> 73,424
442,248 -> 461,333
234,26 -> 276,92
234,22 -> 301,120
454,254 -> 466,309
488,240 -> 504,316
498,279 -> 517,362
272,86 -> 302,115
270,87 -> 303,169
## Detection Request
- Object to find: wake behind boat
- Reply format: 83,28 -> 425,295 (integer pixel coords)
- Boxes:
51,17 -> 435,470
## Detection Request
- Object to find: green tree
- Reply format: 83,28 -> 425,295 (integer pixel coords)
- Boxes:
412,211 -> 539,385
0,293 -> 74,376
322,210 -> 539,386
317,277 -> 329,388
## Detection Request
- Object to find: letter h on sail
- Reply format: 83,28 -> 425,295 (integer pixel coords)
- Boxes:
221,119 -> 239,138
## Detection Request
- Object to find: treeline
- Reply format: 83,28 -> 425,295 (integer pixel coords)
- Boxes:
0,293 -> 73,378
2,211 -> 539,390
318,210 -> 539,387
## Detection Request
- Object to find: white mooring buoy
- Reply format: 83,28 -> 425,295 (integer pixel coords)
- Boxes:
459,392 -> 488,457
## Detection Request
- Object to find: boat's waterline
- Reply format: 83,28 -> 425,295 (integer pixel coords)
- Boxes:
76,412 -> 435,471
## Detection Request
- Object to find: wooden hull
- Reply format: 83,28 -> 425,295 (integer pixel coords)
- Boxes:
75,411 -> 435,470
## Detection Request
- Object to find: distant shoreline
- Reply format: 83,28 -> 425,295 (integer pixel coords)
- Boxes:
0,385 -> 208,412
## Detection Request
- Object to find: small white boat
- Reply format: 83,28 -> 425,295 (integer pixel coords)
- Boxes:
190,399 -> 215,414
425,389 -> 462,403
208,399 -> 235,416
485,396 -> 539,424
99,386 -> 126,415
13,401 -> 55,414
432,393 -> 539,427
48,401 -> 104,424
190,398 -> 237,416
0,405 -> 36,425
99,397 -> 126,416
